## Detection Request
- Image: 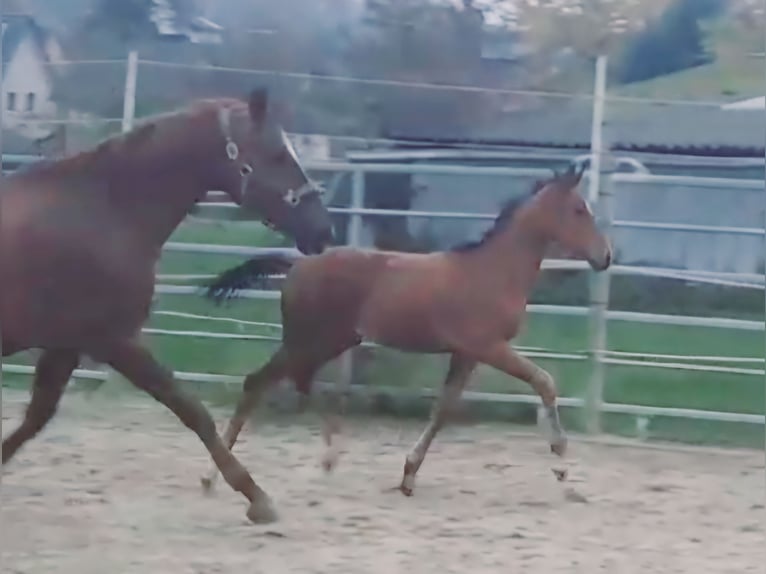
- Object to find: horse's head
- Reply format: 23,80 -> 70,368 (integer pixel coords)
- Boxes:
213,89 -> 334,255
530,164 -> 612,271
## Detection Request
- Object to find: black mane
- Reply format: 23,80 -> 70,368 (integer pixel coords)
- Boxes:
450,178 -> 547,253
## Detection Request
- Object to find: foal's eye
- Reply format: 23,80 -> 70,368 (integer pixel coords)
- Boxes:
575,204 -> 588,216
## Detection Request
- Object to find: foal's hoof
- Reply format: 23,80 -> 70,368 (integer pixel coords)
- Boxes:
320,449 -> 339,474
550,436 -> 568,457
399,475 -> 415,497
200,475 -> 216,494
247,496 -> 279,524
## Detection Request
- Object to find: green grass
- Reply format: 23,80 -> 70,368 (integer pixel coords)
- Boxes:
3,220 -> 764,449
613,53 -> 763,102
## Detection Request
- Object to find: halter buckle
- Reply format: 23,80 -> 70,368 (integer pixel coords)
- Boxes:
226,141 -> 239,161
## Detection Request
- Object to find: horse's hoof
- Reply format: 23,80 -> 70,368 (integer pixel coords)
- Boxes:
320,451 -> 338,474
200,476 -> 215,494
399,474 -> 415,497
247,496 -> 279,524
550,436 -> 568,457
552,467 -> 568,482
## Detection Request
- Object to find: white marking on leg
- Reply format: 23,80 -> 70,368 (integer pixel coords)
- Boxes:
401,471 -> 416,493
545,403 -> 564,442
406,423 -> 438,473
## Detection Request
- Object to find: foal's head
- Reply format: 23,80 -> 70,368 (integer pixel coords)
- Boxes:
209,89 -> 334,254
523,164 -> 612,271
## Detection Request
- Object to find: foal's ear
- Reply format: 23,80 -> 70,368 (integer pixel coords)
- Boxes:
248,88 -> 269,126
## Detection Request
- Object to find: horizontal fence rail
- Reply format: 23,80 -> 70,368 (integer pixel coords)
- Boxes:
3,363 -> 762,425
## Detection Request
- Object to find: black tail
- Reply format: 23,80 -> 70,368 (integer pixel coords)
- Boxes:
203,255 -> 295,305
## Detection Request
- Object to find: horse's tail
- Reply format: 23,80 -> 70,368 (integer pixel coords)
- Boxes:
203,254 -> 295,304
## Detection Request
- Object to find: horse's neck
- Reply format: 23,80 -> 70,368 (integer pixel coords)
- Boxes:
467,225 -> 548,295
104,114 -> 217,249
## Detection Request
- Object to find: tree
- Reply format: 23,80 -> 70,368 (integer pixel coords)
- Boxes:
52,0 -> 218,119
618,0 -> 726,84
517,0 -> 670,60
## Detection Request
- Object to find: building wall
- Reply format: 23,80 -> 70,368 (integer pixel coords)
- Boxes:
3,36 -> 58,140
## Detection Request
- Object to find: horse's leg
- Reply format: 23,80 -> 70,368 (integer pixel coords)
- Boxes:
200,347 -> 290,492
2,349 -> 79,464
310,337 -> 362,473
476,343 -> 567,457
399,353 -> 476,496
98,339 -> 277,524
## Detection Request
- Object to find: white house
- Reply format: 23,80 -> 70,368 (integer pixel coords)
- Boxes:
150,0 -> 224,45
2,13 -> 64,141
721,96 -> 765,111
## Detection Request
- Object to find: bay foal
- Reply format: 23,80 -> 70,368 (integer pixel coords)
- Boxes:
202,164 -> 611,497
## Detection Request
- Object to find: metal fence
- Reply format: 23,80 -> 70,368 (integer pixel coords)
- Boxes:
3,154 -> 764,429
2,54 -> 765,434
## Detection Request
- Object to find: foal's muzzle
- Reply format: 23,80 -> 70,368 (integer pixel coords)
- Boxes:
588,246 -> 612,272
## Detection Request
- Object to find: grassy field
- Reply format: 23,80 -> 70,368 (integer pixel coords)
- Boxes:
3,219 -> 764,449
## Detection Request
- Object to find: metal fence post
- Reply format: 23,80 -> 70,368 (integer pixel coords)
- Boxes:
1,0 -> 5,427
337,169 -> 365,405
121,50 -> 139,134
585,55 -> 614,434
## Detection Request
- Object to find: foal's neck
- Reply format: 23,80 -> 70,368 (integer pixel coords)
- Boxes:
464,223 -> 549,295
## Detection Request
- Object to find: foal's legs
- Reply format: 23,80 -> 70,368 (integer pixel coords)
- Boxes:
476,343 -> 567,456
400,354 -> 476,496
200,347 -> 290,492
309,338 -> 362,472
99,339 -> 276,523
2,349 -> 79,464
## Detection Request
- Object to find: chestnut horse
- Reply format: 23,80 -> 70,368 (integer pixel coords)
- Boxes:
200,165 -> 611,498
0,89 -> 334,524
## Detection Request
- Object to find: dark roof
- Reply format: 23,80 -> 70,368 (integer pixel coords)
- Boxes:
2,14 -> 53,78
383,96 -> 766,157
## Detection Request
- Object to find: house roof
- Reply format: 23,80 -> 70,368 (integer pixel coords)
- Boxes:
382,95 -> 766,157
2,14 -> 54,78
150,0 -> 223,43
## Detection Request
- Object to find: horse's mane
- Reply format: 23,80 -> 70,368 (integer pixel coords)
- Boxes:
13,97 -> 242,179
450,176 -> 550,253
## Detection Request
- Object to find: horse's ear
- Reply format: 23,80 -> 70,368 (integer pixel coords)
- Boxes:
560,162 -> 584,187
248,88 -> 269,125
574,163 -> 586,182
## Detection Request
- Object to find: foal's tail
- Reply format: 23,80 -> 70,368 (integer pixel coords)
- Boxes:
203,254 -> 295,304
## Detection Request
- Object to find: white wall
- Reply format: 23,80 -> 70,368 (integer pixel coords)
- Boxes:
3,36 -> 58,139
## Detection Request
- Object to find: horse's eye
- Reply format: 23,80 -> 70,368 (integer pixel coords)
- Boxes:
240,164 -> 253,176
575,205 -> 588,216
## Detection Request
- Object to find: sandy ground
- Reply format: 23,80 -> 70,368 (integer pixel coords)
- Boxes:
1,389 -> 764,574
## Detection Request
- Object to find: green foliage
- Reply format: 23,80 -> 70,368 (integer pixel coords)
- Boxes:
618,0 -> 726,84
85,0 -> 156,47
